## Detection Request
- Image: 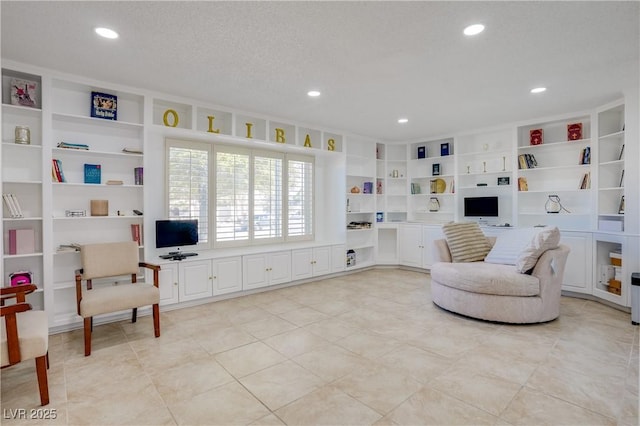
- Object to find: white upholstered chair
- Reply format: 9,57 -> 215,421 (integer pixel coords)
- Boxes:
1,284 -> 49,405
75,241 -> 160,356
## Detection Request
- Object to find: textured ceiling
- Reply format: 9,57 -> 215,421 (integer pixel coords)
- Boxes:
1,1 -> 638,141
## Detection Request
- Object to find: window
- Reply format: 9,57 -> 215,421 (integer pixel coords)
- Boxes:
166,140 -> 209,244
166,139 -> 314,248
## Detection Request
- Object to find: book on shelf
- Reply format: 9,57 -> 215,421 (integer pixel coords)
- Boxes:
619,169 -> 624,187
90,91 -> 117,120
106,180 -> 123,185
517,177 -> 528,191
2,194 -> 24,218
417,146 -> 426,159
52,159 -> 67,182
10,78 -> 38,108
529,128 -> 543,145
362,181 -> 373,194
410,183 -> 421,194
57,243 -> 81,252
579,146 -> 590,164
376,180 -> 383,194
134,167 -> 143,185
579,172 -> 591,189
131,224 -> 142,246
618,144 -> 625,160
518,153 -> 537,169
123,148 -> 143,154
567,122 -> 582,141
84,164 -> 102,184
9,229 -> 35,255
57,141 -> 89,150
440,142 -> 450,156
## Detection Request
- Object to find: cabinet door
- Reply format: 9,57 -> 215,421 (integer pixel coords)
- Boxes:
179,259 -> 213,302
422,226 -> 444,269
331,244 -> 346,272
243,254 -> 269,290
291,249 -> 313,281
560,232 -> 592,294
153,262 -> 179,305
213,256 -> 242,296
399,224 -> 423,267
269,251 -> 292,285
312,246 -> 331,276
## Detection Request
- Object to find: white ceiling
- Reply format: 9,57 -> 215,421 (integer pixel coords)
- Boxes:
1,1 -> 638,142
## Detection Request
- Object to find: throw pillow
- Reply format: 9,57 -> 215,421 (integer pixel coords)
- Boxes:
485,227 -> 538,265
442,222 -> 492,262
515,226 -> 561,273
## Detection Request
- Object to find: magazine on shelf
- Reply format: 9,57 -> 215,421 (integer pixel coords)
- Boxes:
58,141 -> 89,150
90,91 -> 117,120
84,164 -> 102,184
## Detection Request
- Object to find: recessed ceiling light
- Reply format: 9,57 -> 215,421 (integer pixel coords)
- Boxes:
463,24 -> 485,36
95,27 -> 119,39
398,118 -> 409,124
531,87 -> 547,94
307,90 -> 321,97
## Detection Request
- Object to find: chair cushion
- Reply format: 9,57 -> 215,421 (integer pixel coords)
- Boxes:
81,241 -> 140,279
441,222 -> 492,263
80,283 -> 160,318
515,226 -> 561,273
1,310 -> 49,367
431,262 -> 540,297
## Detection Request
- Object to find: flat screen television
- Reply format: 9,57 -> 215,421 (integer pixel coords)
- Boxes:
155,219 -> 198,249
464,196 -> 499,217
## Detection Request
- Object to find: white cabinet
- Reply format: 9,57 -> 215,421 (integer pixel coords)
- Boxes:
399,224 -> 423,268
243,250 -> 291,290
422,225 -> 445,269
212,256 -> 242,296
291,246 -> 331,280
331,244 -> 346,273
179,259 -> 213,302
151,262 -> 179,305
559,231 -> 593,294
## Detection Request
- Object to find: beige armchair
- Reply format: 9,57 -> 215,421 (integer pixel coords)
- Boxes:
1,284 -> 49,405
75,241 -> 160,356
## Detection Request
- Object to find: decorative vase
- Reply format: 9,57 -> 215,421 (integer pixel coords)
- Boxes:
428,197 -> 440,212
545,195 -> 570,213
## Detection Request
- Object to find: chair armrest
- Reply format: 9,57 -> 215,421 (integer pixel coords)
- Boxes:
1,302 -> 33,364
139,262 -> 161,288
1,284 -> 37,305
1,302 -> 32,317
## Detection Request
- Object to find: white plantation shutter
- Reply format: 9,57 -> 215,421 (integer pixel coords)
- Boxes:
215,148 -> 250,244
167,140 -> 209,244
287,155 -> 314,240
253,151 -> 283,241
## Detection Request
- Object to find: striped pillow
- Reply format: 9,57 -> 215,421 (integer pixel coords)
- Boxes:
442,222 -> 492,263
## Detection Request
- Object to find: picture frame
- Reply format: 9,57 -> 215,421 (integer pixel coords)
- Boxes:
10,78 -> 38,108
618,196 -> 625,214
497,176 -> 510,186
417,146 -> 426,159
440,142 -> 450,156
432,163 -> 440,176
376,212 -> 384,222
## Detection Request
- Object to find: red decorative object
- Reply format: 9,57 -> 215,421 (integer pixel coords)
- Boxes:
530,129 -> 543,145
567,122 -> 583,141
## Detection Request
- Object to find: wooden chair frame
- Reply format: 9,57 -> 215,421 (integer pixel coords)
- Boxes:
75,261 -> 160,356
1,284 -> 49,406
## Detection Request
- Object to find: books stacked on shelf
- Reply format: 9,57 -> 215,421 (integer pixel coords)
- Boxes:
410,183 -> 421,194
51,159 -> 67,182
123,148 -> 143,154
2,194 -> 24,218
84,164 -> 101,184
131,224 -> 143,246
57,243 -> 81,253
579,146 -> 590,164
579,172 -> 591,189
518,154 -> 537,169
57,141 -> 89,150
517,177 -> 528,191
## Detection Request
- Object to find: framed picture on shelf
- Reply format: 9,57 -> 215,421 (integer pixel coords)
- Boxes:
417,146 -> 426,159
432,163 -> 440,176
91,91 -> 118,120
10,78 -> 38,108
440,143 -> 450,156
618,196 -> 625,214
497,176 -> 510,186
376,212 -> 384,222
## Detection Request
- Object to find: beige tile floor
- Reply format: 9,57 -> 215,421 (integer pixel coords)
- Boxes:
1,269 -> 638,425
